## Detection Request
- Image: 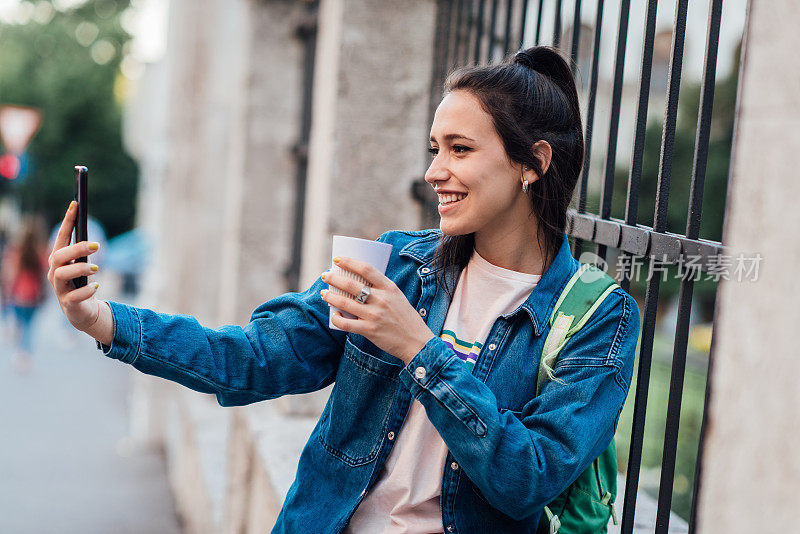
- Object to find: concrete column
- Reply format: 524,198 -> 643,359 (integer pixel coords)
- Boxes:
299,0 -> 438,291
696,1 -> 800,531
156,0 -> 244,323
142,0 -> 307,327
277,0 -> 437,417
218,0 -> 312,326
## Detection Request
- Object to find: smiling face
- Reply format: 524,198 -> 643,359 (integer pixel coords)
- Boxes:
425,90 -> 536,239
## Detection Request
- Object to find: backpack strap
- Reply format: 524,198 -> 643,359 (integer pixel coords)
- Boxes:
537,263 -> 621,533
535,263 -> 620,396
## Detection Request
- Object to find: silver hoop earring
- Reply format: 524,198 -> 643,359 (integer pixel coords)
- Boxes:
522,180 -> 529,194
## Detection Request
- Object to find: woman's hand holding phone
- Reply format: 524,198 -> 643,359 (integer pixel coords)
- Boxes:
47,200 -> 114,346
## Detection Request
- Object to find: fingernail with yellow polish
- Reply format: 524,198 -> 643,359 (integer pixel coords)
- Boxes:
69,200 -> 77,210
90,264 -> 99,272
321,271 -> 327,281
88,242 -> 99,251
333,257 -> 341,264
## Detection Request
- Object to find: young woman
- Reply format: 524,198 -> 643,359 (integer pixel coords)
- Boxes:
3,219 -> 49,372
47,46 -> 640,533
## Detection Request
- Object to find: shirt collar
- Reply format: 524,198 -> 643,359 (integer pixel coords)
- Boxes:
399,230 -> 578,337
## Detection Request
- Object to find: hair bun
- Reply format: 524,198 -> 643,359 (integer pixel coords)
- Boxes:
514,50 -> 536,70
511,46 -> 581,120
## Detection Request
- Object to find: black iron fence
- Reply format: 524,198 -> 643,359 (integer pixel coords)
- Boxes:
414,1 -> 741,532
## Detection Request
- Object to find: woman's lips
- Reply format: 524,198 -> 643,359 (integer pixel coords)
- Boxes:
438,196 -> 464,214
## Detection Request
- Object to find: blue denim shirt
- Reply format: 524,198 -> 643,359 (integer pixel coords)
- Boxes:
99,229 -> 639,533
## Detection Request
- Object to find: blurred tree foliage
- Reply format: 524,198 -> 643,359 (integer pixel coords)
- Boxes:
606,42 -> 740,321
0,0 -> 138,239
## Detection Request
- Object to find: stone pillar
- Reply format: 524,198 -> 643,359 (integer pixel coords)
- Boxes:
218,0 -> 313,326
136,0 -> 308,327
278,0 -> 437,417
299,0 -> 438,290
696,1 -> 800,531
158,0 -> 226,322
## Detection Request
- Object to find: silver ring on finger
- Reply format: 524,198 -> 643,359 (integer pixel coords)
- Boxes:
354,285 -> 370,304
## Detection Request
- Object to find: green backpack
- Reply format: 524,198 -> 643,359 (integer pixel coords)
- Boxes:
535,263 -> 622,534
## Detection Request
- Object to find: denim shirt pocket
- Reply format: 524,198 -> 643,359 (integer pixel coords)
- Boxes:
318,335 -> 402,466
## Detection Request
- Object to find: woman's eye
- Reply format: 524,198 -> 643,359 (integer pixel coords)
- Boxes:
428,147 -> 438,156
453,145 -> 471,154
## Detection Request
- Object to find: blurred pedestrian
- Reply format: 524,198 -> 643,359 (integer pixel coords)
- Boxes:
2,217 -> 49,372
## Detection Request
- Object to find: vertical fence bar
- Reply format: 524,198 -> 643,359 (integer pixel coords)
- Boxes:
654,6 -> 706,522
665,1 -> 721,532
653,0 -> 686,233
687,5 -> 723,531
595,0 -> 630,264
518,0 -> 530,49
621,223 -> 659,533
458,0 -> 474,66
656,243 -> 692,534
552,0 -> 563,48
447,0 -> 463,70
459,0 -> 471,66
474,0 -> 487,64
534,0 -> 545,44
568,0 -> 582,74
573,0 -> 603,260
653,0 -> 691,517
502,0 -> 515,55
487,0 -> 500,61
618,0 -> 658,294
469,0 -> 482,65
684,0 -> 721,243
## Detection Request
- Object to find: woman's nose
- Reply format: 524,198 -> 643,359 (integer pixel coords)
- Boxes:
424,156 -> 447,186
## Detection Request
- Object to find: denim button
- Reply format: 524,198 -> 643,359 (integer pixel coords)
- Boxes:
421,267 -> 430,274
488,343 -> 496,350
450,461 -> 459,470
387,431 -> 395,440
419,308 -> 427,317
414,366 -> 426,379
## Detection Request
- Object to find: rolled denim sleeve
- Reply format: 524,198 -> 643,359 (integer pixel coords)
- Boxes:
98,275 -> 347,407
398,289 -> 640,521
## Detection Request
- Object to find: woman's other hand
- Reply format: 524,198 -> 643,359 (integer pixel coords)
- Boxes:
47,201 -> 113,344
320,256 -> 434,365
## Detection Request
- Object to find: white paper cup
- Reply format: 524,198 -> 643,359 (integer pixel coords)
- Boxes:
328,235 -> 393,331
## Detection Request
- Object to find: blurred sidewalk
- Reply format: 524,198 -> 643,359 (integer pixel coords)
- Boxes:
0,295 -> 181,534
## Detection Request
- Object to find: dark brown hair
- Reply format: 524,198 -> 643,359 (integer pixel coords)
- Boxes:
431,46 -> 584,297
18,218 -> 46,275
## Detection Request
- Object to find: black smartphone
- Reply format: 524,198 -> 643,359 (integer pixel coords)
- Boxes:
72,165 -> 89,288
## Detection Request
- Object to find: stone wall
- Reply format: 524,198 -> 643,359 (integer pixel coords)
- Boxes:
696,1 -> 800,531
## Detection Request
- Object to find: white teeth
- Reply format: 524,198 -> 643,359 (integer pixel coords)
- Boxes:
438,193 -> 467,204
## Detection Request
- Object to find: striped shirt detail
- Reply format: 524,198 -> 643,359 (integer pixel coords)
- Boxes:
440,328 -> 482,371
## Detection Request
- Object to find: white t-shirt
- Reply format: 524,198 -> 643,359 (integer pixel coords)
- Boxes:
344,248 -> 541,533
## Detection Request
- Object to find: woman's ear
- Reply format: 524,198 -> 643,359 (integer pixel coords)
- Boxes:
523,140 -> 553,184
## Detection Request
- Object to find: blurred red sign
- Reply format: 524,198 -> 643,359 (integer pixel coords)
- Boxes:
0,105 -> 43,155
0,153 -> 20,180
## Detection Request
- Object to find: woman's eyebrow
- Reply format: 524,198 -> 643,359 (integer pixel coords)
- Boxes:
429,133 -> 477,143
